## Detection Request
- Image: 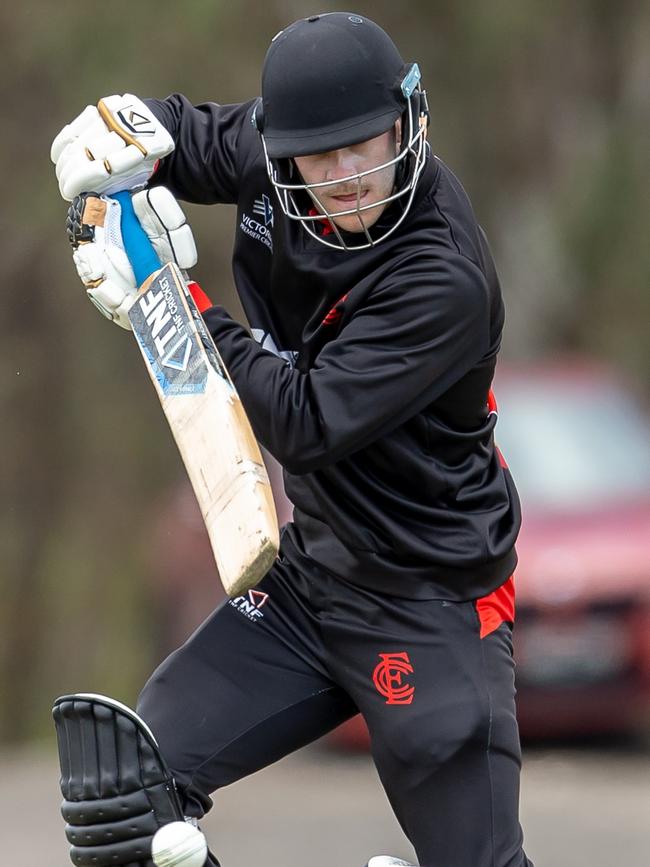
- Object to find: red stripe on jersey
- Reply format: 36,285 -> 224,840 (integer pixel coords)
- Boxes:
322,292 -> 350,326
188,281 -> 213,313
476,575 -> 515,639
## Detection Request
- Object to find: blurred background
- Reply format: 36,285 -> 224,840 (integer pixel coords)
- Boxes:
2,0 -> 649,864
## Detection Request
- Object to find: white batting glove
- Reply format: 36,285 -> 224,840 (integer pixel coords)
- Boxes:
67,187 -> 197,330
51,94 -> 174,201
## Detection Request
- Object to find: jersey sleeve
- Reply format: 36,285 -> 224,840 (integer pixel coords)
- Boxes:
145,94 -> 257,205
202,254 -> 491,474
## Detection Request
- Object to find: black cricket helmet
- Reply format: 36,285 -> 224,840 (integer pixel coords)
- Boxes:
254,12 -> 429,250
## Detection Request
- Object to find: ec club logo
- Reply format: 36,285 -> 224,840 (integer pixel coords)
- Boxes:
372,651 -> 415,705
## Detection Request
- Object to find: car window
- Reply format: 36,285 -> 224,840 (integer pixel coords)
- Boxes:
494,383 -> 650,509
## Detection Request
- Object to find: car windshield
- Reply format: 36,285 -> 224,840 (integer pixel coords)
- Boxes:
494,381 -> 650,510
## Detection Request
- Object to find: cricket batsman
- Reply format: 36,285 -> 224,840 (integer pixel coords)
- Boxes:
51,12 -> 533,867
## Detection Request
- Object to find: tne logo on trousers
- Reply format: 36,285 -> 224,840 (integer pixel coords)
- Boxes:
372,652 -> 415,705
229,589 -> 269,621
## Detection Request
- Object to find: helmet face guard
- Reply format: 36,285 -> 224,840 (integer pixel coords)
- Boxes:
258,76 -> 429,251
256,14 -> 430,251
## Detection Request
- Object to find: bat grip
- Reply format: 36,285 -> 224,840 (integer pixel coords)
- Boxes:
113,190 -> 162,286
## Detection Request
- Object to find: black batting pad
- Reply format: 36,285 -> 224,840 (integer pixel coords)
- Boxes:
53,693 -> 184,867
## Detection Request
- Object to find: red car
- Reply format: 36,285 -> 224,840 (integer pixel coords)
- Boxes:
496,358 -> 650,738
331,358 -> 650,746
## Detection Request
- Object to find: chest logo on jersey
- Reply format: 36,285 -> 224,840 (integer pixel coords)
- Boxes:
229,589 -> 269,622
372,651 -> 415,705
240,194 -> 274,252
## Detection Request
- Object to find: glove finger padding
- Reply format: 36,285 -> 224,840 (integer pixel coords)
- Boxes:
133,187 -> 198,270
51,105 -> 100,163
53,694 -> 185,867
51,94 -> 174,201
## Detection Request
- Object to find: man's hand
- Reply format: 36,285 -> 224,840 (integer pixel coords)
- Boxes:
51,94 -> 174,201
67,187 -> 197,329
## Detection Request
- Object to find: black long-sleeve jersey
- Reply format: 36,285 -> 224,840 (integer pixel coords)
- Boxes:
147,94 -> 521,600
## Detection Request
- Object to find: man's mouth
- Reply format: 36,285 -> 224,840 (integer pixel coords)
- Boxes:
331,190 -> 369,205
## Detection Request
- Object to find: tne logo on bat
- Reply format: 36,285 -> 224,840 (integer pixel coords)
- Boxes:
137,276 -> 192,372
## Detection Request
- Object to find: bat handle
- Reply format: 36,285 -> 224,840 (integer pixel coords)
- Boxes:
113,190 -> 162,286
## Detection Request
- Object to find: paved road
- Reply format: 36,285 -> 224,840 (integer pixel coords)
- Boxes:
2,742 -> 648,865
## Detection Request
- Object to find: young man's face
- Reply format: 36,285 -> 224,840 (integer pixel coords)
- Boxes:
293,121 -> 401,234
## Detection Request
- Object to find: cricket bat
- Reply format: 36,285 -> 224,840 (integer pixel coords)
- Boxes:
114,190 -> 279,596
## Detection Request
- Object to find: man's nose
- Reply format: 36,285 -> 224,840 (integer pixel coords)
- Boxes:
324,149 -> 359,181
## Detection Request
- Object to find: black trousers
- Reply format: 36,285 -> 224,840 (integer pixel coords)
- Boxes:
138,552 -> 533,867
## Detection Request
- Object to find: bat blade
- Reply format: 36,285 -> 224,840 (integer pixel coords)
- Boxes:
128,261 -> 279,596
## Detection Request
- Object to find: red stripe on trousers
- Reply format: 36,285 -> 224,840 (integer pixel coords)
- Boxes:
476,575 -> 515,639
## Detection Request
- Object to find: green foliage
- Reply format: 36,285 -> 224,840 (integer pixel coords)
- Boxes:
1,0 -> 648,743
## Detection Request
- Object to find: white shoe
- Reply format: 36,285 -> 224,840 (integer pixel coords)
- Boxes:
366,858 -> 416,867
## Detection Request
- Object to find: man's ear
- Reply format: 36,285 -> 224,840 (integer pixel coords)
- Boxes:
395,118 -> 402,151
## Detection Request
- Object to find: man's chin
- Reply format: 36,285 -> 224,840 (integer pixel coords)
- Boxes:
330,204 -> 385,234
